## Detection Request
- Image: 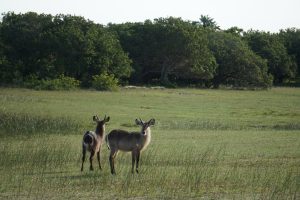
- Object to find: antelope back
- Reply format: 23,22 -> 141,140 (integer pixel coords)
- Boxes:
107,130 -> 139,151
107,118 -> 155,151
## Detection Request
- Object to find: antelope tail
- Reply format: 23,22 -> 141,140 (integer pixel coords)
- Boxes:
83,131 -> 93,145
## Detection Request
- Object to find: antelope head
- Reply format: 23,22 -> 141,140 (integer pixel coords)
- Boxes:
135,118 -> 155,135
93,115 -> 110,124
93,115 -> 110,134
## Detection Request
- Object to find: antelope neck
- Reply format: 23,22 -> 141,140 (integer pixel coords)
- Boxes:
141,127 -> 151,151
95,125 -> 105,137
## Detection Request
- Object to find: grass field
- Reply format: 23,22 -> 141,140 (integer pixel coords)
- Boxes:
0,87 -> 299,199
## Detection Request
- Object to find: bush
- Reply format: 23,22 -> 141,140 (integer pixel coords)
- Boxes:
24,75 -> 80,90
23,75 -> 41,88
92,72 -> 119,91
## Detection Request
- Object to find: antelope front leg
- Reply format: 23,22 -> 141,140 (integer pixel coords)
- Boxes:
97,151 -> 102,170
90,150 -> 95,171
131,150 -> 137,174
81,146 -> 86,171
136,150 -> 140,174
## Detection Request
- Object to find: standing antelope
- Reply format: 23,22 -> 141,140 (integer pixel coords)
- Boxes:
105,118 -> 155,174
81,115 -> 110,171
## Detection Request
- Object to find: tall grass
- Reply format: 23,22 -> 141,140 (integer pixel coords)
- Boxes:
0,132 -> 298,199
0,110 -> 81,136
0,87 -> 299,199
158,119 -> 300,130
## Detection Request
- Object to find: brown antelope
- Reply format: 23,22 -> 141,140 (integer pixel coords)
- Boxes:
81,115 -> 110,171
105,118 -> 155,174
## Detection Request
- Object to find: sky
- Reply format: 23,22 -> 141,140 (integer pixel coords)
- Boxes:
0,0 -> 299,32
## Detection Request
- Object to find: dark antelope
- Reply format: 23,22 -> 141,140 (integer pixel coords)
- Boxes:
105,118 -> 155,174
81,115 -> 110,171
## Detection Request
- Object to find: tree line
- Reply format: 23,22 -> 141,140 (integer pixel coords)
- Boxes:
0,12 -> 299,89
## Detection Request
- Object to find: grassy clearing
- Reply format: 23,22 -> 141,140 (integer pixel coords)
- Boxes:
0,87 -> 299,130
0,87 -> 299,199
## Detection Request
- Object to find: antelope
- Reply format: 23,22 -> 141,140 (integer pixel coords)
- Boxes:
105,118 -> 155,174
81,115 -> 110,171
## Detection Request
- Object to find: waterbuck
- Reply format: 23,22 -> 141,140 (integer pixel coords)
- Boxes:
105,118 -> 155,174
81,115 -> 110,171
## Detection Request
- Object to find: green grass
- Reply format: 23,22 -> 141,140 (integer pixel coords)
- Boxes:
0,87 -> 299,199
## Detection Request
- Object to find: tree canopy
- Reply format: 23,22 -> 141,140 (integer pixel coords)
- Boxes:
279,28 -> 300,77
244,30 -> 297,83
0,12 -> 132,87
208,32 -> 272,88
0,12 -> 299,89
109,17 -> 217,86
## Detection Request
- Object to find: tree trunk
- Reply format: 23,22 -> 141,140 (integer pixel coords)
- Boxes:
160,64 -> 169,85
160,57 -> 174,85
212,76 -> 221,89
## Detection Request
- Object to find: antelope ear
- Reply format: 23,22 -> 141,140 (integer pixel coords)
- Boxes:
93,115 -> 98,122
149,118 -> 155,126
105,116 -> 110,122
135,118 -> 143,126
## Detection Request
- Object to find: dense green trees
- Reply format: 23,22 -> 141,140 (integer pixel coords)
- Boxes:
244,31 -> 297,83
0,12 -> 299,89
109,17 -> 216,86
208,32 -> 272,88
0,12 -> 132,88
279,28 -> 300,77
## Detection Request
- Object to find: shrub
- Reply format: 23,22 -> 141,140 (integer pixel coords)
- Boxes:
92,72 -> 119,91
24,75 -> 80,90
23,74 -> 41,89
